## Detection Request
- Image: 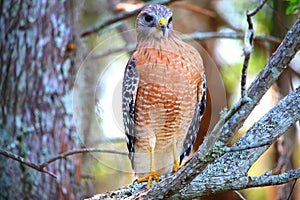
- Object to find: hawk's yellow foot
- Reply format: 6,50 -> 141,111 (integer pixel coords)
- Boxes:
172,159 -> 180,172
172,140 -> 180,172
137,170 -> 161,189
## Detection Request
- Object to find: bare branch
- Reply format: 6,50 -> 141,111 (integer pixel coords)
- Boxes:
0,149 -> 57,178
248,168 -> 300,188
247,0 -> 268,16
1,148 -> 127,178
178,168 -> 300,199
39,148 -> 127,168
241,0 -> 268,97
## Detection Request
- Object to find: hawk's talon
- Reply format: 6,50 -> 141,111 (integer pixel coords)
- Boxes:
132,178 -> 138,184
137,170 -> 161,189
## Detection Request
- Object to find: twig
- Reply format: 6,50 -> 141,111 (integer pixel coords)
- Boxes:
39,148 -> 128,168
0,149 -> 57,178
0,148 -> 127,178
241,0 -> 268,97
80,0 -> 179,37
247,0 -> 268,17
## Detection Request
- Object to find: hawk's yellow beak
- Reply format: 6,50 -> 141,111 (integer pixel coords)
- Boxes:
159,18 -> 167,26
159,18 -> 167,35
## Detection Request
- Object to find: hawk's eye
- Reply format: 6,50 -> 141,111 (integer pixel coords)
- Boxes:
168,17 -> 172,24
144,14 -> 154,23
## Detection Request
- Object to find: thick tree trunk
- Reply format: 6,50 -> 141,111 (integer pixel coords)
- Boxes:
0,1 -> 82,199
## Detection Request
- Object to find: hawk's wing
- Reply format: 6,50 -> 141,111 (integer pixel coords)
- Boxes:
122,54 -> 138,167
180,79 -> 206,164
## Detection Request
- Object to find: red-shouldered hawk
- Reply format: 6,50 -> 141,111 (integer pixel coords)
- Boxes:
122,4 -> 206,189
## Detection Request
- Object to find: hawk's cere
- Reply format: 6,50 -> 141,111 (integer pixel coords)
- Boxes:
122,4 -> 206,189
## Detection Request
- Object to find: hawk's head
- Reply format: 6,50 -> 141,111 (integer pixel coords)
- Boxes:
136,4 -> 173,40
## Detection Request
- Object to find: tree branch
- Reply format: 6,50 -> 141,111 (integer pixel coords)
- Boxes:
249,168 -> 300,188
176,167 -> 300,199
0,149 -> 57,178
39,148 -> 127,168
0,148 -> 127,178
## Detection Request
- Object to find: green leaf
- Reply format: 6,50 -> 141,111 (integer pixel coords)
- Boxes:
286,0 -> 300,14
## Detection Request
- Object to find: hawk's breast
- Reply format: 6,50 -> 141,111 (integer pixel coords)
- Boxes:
134,44 -> 202,151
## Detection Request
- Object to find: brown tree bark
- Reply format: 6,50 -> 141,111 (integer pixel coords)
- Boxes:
0,1 -> 82,199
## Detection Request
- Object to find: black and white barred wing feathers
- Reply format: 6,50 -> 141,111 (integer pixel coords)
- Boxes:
122,54 -> 138,165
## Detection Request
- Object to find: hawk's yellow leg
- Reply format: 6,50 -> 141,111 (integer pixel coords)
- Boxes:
172,140 -> 180,172
137,147 -> 160,189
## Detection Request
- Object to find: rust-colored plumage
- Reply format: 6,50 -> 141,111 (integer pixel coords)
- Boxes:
122,4 -> 206,188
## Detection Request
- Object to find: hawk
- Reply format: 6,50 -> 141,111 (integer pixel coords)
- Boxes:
122,4 -> 206,189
